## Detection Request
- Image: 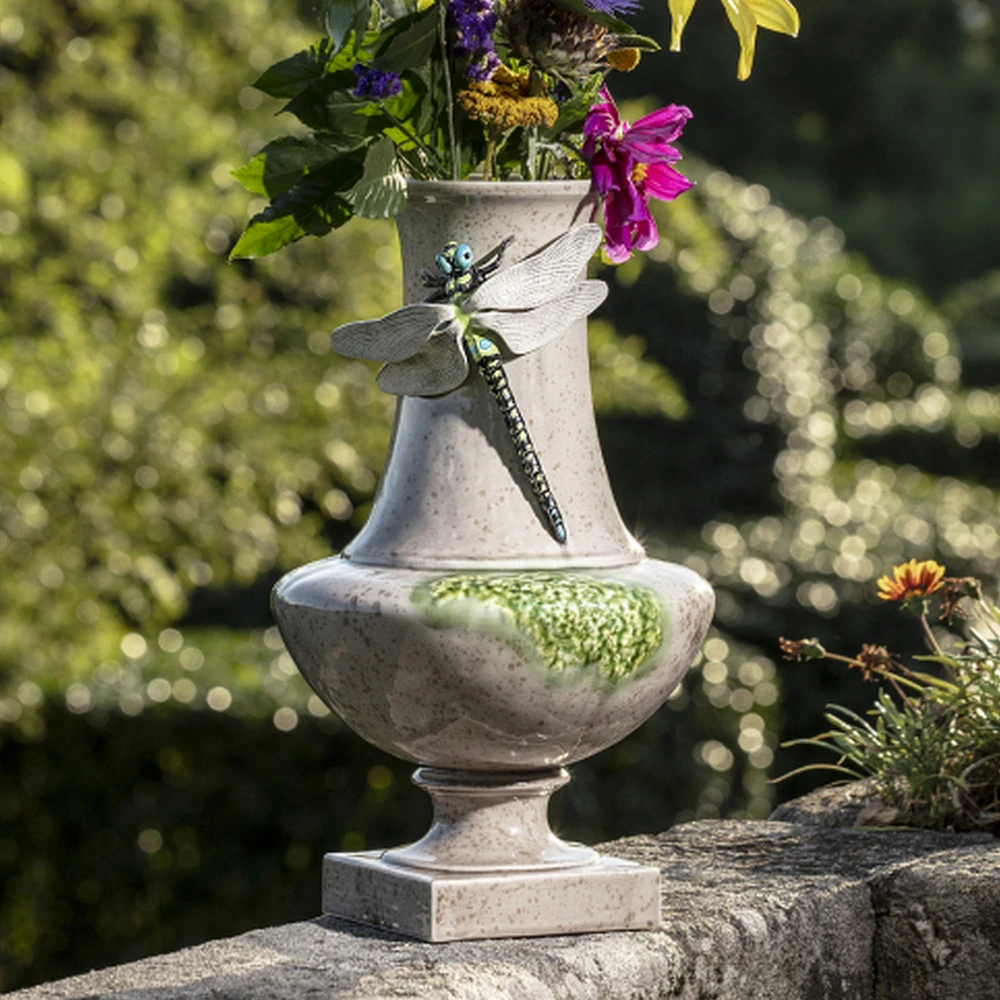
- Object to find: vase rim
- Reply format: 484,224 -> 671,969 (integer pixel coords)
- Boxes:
406,178 -> 592,200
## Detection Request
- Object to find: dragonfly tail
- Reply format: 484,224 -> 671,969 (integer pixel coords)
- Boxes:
473,351 -> 567,545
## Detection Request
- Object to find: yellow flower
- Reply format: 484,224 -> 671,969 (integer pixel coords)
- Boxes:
457,67 -> 559,129
607,47 -> 642,73
876,559 -> 946,603
668,0 -> 800,81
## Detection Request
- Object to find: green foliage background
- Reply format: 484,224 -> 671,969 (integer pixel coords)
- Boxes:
1,0 -> 999,991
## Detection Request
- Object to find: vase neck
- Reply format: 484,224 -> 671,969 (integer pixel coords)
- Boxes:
343,181 -> 643,570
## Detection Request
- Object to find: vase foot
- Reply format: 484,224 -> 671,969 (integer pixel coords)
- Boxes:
382,767 -> 596,873
322,851 -> 661,941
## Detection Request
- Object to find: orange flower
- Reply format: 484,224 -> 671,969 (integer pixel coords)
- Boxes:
876,559 -> 946,603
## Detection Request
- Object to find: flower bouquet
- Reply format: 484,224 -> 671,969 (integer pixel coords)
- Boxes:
230,0 -> 799,264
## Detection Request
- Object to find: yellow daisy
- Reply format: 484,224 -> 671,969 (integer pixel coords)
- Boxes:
876,559 -> 947,603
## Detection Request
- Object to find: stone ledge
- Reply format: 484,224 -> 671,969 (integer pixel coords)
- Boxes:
769,778 -> 901,829
9,821 -> 999,1000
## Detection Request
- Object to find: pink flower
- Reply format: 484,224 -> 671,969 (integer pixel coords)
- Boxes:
582,89 -> 693,263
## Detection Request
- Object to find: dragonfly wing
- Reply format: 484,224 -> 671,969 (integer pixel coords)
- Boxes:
376,321 -> 470,397
330,303 -> 456,362
464,223 -> 603,312
476,280 -> 608,355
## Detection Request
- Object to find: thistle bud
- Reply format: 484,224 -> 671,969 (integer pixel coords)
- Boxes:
501,0 -> 615,80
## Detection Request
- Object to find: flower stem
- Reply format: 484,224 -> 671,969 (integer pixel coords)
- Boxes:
558,138 -> 589,175
438,1 -> 460,181
378,104 -> 443,176
885,673 -> 917,708
484,133 -> 496,181
823,650 -> 926,699
921,614 -> 945,657
396,145 -> 433,180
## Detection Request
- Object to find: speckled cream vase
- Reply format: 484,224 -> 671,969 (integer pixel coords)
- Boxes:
272,180 -> 715,941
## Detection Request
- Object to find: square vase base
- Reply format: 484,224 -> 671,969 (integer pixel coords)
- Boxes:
322,851 -> 662,942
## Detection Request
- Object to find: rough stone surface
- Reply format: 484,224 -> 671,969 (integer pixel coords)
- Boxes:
769,779 -> 901,829
870,846 -> 1000,1000
10,820 -> 1000,1000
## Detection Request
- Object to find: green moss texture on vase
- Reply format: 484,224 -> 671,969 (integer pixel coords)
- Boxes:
414,573 -> 666,683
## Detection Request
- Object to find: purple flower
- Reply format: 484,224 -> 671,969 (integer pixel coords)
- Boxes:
352,64 -> 402,101
582,0 -> 643,15
448,0 -> 500,81
582,88 -> 693,263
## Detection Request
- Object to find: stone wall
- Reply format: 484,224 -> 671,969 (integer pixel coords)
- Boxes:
10,820 -> 999,1000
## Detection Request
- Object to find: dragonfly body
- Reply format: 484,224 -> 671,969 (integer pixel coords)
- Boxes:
463,328 -> 567,543
330,223 -> 607,545
422,235 -> 567,541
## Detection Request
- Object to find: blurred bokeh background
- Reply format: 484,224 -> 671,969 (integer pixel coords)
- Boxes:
2,0 -> 999,990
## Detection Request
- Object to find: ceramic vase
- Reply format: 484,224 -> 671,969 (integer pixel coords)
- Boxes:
272,180 -> 715,940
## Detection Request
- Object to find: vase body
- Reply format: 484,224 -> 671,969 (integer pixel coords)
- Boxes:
271,180 -> 715,939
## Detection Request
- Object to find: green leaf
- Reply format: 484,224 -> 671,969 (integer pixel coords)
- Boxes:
547,0 -> 634,35
542,77 -> 603,139
374,6 -> 439,73
344,138 -> 408,219
491,129 -> 524,178
232,136 -> 363,197
614,34 -> 661,52
229,215 -> 305,260
283,77 -> 380,133
378,0 -> 412,18
230,154 -> 366,259
253,40 -> 336,99
320,0 -> 373,54
769,763 -> 866,783
253,32 -> 380,99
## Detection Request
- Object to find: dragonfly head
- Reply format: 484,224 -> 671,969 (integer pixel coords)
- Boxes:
436,241 -> 474,276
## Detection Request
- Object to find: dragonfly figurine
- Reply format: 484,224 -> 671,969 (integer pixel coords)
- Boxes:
329,223 -> 607,544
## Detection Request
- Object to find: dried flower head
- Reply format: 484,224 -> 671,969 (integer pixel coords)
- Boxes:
854,643 -> 898,681
779,636 -> 826,661
938,576 -> 983,624
876,559 -> 946,604
457,67 -> 559,129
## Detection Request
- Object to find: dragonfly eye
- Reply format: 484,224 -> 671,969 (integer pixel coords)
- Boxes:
435,252 -> 452,275
456,244 -> 474,270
